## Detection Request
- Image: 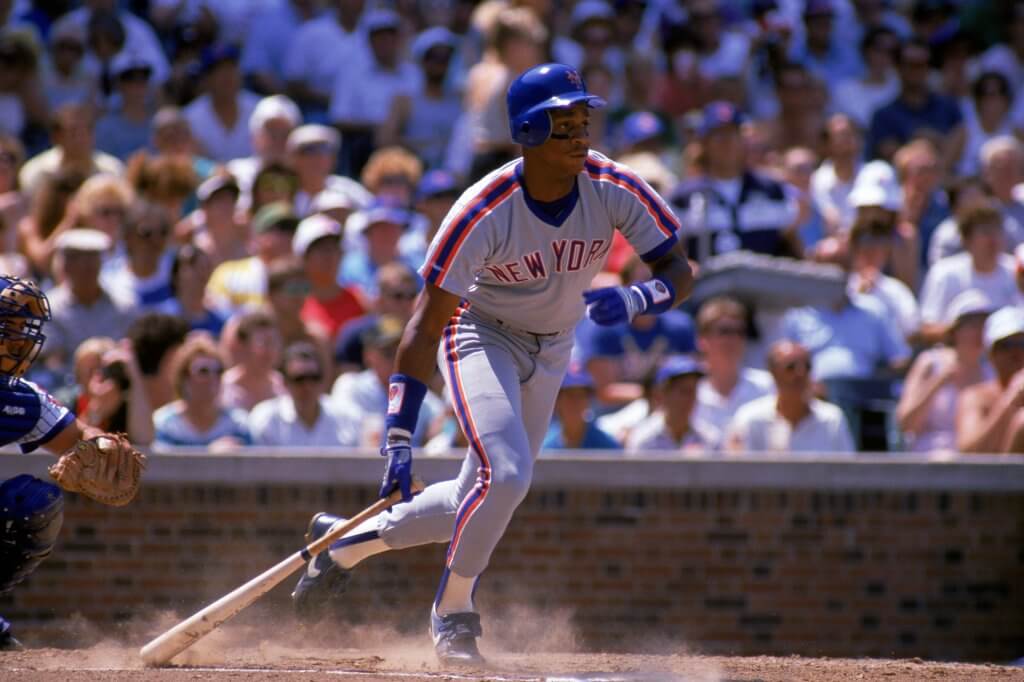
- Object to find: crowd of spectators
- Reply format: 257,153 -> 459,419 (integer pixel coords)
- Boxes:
3,0 -> 1024,456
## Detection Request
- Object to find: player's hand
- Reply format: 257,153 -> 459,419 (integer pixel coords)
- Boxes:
379,438 -> 413,502
583,286 -> 646,326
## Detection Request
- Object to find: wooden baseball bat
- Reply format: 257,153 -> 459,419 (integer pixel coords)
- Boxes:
139,480 -> 424,667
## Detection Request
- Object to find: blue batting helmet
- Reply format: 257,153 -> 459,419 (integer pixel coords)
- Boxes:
0,276 -> 50,380
507,63 -> 607,147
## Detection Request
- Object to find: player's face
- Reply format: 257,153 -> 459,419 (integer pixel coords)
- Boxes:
0,320 -> 35,378
538,104 -> 591,175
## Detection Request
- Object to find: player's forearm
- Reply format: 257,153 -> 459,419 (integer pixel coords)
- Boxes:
394,322 -> 445,386
394,284 -> 461,385
44,419 -> 104,456
650,245 -> 695,305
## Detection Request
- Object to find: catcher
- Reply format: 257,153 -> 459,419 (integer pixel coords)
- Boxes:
0,276 -> 145,649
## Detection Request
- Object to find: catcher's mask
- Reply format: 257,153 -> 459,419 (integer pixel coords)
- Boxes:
0,276 -> 51,380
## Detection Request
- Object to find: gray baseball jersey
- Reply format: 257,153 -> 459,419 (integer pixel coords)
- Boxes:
338,151 -> 680,607
421,150 -> 680,333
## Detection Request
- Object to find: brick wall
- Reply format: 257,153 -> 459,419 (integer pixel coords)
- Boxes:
2,453 -> 1023,661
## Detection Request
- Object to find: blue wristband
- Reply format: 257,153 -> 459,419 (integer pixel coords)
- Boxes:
385,373 -> 428,439
629,276 -> 676,315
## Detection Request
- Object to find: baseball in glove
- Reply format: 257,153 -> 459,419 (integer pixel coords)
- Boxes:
48,434 -> 146,506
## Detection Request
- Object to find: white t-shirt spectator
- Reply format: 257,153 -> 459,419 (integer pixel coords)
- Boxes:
694,367 -> 774,437
957,100 -> 1017,178
927,214 -> 1024,266
184,91 -> 261,163
830,74 -> 900,129
283,14 -> 369,98
329,59 -> 420,125
919,252 -> 1020,324
330,369 -> 443,446
625,412 -> 718,453
848,274 -> 920,340
725,395 -> 855,453
248,394 -> 360,447
810,160 -> 860,233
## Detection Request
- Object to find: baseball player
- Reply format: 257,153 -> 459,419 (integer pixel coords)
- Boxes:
0,276 -> 144,649
293,63 -> 693,664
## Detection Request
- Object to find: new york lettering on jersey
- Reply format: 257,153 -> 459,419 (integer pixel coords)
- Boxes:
421,151 -> 679,334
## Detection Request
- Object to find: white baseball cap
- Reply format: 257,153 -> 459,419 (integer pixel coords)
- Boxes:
310,188 -> 359,213
287,124 -> 340,154
983,306 -> 1024,350
946,289 -> 994,326
293,214 -> 342,257
249,95 -> 301,136
849,160 -> 903,211
56,228 -> 112,253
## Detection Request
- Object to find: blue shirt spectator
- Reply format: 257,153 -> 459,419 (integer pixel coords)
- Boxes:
778,296 -> 911,381
789,0 -> 862,86
866,40 -> 963,161
240,0 -> 322,95
543,365 -> 621,452
153,336 -> 251,450
153,402 -> 251,448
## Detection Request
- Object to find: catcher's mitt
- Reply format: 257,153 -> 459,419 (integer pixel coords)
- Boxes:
48,434 -> 146,506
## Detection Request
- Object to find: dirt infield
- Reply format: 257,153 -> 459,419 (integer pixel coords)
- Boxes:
4,643 -> 1024,681
3,609 -> 1023,681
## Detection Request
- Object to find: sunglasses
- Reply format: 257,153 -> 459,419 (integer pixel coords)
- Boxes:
189,360 -> 223,377
95,205 -> 126,219
381,289 -> 417,301
423,48 -> 452,64
133,224 -> 169,240
778,359 -> 812,372
119,68 -> 151,82
275,280 -> 311,297
297,142 -> 332,156
708,325 -> 745,338
287,373 -> 322,384
54,41 -> 84,54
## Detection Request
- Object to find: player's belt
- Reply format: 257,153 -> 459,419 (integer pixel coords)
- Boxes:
466,308 -> 566,338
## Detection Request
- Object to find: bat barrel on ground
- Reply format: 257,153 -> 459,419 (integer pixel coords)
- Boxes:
139,481 -> 423,667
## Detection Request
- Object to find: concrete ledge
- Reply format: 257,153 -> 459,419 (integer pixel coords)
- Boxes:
5,449 -> 1024,491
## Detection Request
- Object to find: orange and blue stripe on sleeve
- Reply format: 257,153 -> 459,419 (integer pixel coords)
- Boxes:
423,170 -> 519,287
585,157 -> 680,240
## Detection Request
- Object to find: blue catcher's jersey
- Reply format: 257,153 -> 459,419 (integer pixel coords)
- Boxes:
0,378 -> 74,453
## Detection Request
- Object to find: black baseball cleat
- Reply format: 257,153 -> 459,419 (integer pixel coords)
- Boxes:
0,619 -> 23,651
291,512 -> 352,623
430,605 -> 485,666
